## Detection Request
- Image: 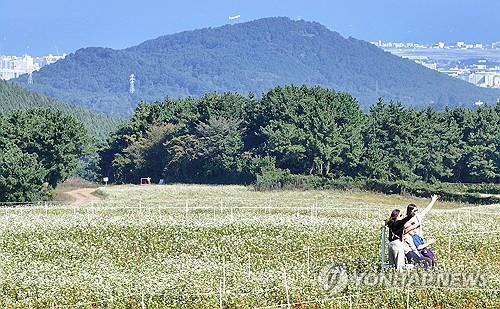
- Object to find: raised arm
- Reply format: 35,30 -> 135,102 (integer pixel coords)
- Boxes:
420,194 -> 439,218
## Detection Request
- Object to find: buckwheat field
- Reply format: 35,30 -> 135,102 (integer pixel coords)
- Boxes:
1,185 -> 498,308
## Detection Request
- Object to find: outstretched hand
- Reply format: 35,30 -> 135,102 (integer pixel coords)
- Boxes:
431,194 -> 439,202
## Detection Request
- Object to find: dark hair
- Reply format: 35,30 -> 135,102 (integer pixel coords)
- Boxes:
386,209 -> 400,226
406,204 -> 417,217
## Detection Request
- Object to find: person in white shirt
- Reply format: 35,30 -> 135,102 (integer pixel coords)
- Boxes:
405,194 -> 439,238
404,195 -> 439,264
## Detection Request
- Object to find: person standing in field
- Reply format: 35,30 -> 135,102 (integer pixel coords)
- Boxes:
386,209 -> 413,270
405,194 -> 439,263
405,194 -> 439,238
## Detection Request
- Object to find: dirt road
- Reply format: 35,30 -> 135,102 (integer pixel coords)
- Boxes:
65,188 -> 99,207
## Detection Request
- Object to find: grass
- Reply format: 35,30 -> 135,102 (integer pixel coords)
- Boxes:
0,184 -> 498,308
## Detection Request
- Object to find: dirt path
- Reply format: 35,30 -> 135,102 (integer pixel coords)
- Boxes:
65,188 -> 100,207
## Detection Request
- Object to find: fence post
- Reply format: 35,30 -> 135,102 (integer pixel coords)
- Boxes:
348,295 -> 353,309
219,278 -> 224,309
283,271 -> 291,309
141,290 -> 146,309
380,226 -> 387,273
247,252 -> 252,278
222,257 -> 226,292
305,246 -> 311,276
406,287 -> 410,309
447,232 -> 452,262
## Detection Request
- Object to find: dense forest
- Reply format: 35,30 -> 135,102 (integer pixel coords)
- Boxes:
100,85 -> 500,187
0,80 -> 121,139
14,17 -> 500,117
0,110 -> 90,202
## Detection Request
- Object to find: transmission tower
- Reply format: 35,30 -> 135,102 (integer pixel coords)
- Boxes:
28,72 -> 33,85
129,74 -> 135,94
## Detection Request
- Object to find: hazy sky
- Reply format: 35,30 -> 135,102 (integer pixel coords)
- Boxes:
0,0 -> 498,55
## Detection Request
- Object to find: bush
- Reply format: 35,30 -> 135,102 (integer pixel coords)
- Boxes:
255,176 -> 500,205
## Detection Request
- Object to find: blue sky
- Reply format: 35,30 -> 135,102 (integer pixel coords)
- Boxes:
0,0 -> 498,55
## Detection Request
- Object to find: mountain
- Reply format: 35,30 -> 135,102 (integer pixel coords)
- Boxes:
13,17 -> 500,116
0,79 -> 121,139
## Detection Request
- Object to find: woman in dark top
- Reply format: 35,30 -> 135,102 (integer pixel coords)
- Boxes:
386,209 -> 413,270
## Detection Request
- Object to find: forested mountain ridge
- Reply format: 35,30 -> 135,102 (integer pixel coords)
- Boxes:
0,80 -> 120,139
14,17 -> 500,116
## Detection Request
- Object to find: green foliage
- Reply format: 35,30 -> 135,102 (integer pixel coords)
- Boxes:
12,17 -> 500,117
0,143 -> 50,203
0,110 -> 91,201
100,85 -> 500,194
0,79 -> 121,139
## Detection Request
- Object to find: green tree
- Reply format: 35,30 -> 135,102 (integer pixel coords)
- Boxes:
363,100 -> 419,181
464,105 -> 499,182
0,142 -> 50,202
7,109 -> 90,187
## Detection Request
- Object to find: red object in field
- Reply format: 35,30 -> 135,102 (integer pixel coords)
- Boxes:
140,177 -> 151,185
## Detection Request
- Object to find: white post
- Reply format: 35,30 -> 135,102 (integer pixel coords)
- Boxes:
222,257 -> 226,292
141,290 -> 146,309
406,287 -> 410,309
447,232 -> 452,262
219,278 -> 224,309
348,295 -> 353,309
247,252 -> 251,278
306,246 -> 311,276
283,271 -> 291,309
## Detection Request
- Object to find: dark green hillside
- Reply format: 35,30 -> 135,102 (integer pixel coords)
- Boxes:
15,17 -> 500,116
0,80 -> 121,139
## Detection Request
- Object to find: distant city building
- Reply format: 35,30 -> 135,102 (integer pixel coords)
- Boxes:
469,71 -> 500,88
0,54 -> 66,80
415,60 -> 438,70
372,40 -> 500,89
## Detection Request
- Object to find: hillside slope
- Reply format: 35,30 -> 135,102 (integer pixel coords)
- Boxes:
0,80 -> 120,139
14,17 -> 500,116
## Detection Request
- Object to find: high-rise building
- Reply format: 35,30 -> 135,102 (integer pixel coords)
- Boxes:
0,54 -> 65,80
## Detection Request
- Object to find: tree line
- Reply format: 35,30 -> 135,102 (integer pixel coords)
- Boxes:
100,85 -> 500,185
0,110 -> 90,202
1,85 -> 498,202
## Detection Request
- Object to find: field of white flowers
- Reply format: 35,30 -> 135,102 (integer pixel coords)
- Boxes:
0,185 -> 498,308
